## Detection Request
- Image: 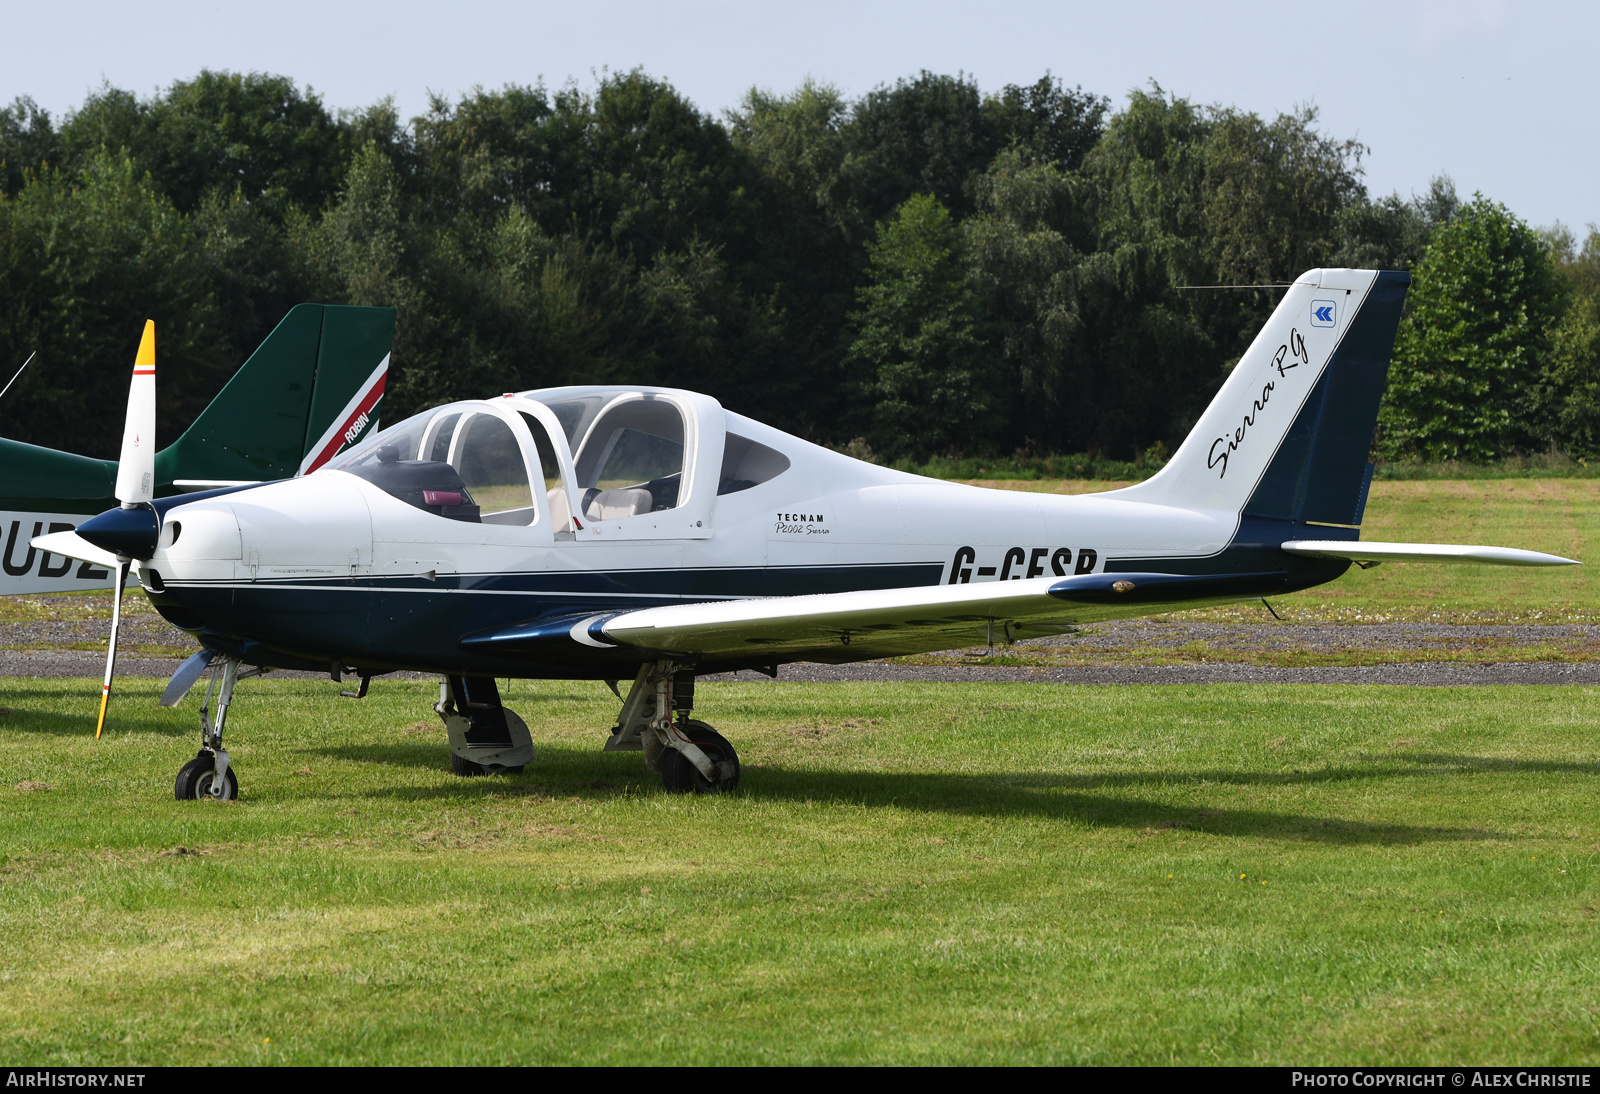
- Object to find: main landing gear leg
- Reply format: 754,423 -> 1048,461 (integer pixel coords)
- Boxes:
607,662 -> 740,794
175,655 -> 241,801
436,675 -> 534,776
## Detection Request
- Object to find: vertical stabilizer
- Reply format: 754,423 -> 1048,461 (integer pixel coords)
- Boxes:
1108,269 -> 1409,524
154,305 -> 394,485
297,306 -> 392,475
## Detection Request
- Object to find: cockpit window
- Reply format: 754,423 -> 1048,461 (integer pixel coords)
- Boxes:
455,414 -> 535,525
425,413 -> 460,463
333,410 -> 431,468
329,405 -> 536,526
518,412 -> 576,534
542,396 -> 607,451
572,398 -> 687,521
718,433 -> 790,495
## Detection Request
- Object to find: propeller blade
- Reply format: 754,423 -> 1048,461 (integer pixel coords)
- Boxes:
95,561 -> 130,739
29,529 -> 118,571
113,321 -> 156,508
161,649 -> 217,707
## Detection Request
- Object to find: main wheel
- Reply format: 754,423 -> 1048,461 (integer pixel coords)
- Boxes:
174,753 -> 238,801
659,721 -> 740,794
450,753 -> 487,777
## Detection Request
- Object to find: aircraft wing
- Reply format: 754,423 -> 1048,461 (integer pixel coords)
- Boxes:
571,571 -> 1289,664
1281,540 -> 1579,567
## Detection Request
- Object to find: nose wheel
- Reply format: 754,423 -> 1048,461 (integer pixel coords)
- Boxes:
175,751 -> 238,800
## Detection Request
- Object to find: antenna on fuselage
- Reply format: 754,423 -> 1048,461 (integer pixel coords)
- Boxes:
0,351 -> 37,403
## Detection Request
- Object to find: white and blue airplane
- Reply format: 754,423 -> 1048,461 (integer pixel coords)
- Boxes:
37,268 -> 1579,800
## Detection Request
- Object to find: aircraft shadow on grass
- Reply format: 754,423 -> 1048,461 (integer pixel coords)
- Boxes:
305,742 -> 1526,845
0,687 -> 195,738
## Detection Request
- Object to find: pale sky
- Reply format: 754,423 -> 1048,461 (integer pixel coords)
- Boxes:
4,0 -> 1594,231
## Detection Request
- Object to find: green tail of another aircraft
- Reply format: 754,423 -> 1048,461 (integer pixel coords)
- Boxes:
0,304 -> 395,594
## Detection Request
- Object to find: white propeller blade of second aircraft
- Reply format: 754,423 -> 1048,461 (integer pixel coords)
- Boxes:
114,321 -> 156,507
94,321 -> 158,738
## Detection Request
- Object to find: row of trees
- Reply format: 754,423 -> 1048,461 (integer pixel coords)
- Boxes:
0,69 -> 1593,463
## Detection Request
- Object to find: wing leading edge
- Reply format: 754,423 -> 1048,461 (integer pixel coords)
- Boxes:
568,571 -> 1289,664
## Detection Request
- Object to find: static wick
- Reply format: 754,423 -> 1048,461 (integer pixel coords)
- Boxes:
1260,598 -> 1282,621
0,351 -> 37,403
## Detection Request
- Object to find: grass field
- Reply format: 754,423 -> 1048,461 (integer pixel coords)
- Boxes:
4,676 -> 1600,1065
4,476 -> 1599,1064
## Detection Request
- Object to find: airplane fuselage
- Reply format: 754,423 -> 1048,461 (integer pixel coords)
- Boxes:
135,392 -> 1349,680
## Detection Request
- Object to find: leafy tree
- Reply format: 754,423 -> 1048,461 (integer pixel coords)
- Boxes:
982,75 -> 1107,172
0,154 -> 228,455
847,194 -> 994,459
0,66 -> 1582,468
1534,226 -> 1600,457
726,81 -> 868,433
411,85 -> 555,224
1335,175 -> 1458,271
548,71 -> 758,266
962,149 -> 1088,445
842,72 -> 995,220
59,72 -> 345,219
288,141 -> 435,407
1379,195 -> 1565,460
727,81 -> 855,236
0,97 -> 57,198
1198,105 -> 1365,288
1064,88 -> 1369,455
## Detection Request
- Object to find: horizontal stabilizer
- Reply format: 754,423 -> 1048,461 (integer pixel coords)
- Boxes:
29,530 -> 119,571
1281,540 -> 1579,567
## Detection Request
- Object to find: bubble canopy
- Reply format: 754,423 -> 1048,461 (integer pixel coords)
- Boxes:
325,389 -> 791,534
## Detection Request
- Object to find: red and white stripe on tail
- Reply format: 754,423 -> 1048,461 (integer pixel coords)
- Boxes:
297,354 -> 388,476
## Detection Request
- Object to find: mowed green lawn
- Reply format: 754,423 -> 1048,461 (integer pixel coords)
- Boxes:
1313,479 -> 1600,621
4,676 -> 1600,1064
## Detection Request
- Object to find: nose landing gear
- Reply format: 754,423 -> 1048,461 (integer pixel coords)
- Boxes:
174,655 -> 254,801
175,750 -> 237,800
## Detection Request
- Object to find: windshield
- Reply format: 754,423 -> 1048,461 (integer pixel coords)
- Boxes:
329,405 -> 469,471
327,403 -> 537,525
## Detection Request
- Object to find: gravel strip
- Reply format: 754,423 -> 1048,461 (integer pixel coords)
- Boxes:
5,594 -> 1597,686
6,644 -> 1598,687
702,661 -> 1600,686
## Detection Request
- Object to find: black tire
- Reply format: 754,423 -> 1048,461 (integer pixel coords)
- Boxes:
174,753 -> 238,801
658,721 -> 740,794
450,753 -> 487,777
